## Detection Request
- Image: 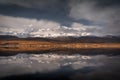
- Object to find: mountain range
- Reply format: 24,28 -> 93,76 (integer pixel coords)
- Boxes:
0,35 -> 120,43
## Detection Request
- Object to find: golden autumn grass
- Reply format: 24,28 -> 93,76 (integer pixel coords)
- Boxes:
0,39 -> 120,52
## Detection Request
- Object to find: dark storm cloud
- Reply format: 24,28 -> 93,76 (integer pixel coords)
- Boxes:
0,0 -> 120,36
0,0 -> 119,25
0,0 -> 73,26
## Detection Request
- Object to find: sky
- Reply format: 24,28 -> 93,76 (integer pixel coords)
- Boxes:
0,0 -> 120,37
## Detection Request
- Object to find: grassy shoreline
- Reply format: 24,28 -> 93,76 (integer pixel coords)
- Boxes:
0,40 -> 120,52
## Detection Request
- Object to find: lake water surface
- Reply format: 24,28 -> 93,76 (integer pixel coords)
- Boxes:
0,52 -> 120,80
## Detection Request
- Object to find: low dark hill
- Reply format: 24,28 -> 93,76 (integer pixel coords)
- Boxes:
0,35 -> 120,43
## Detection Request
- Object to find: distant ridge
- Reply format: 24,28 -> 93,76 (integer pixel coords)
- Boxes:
0,35 -> 18,39
0,35 -> 120,43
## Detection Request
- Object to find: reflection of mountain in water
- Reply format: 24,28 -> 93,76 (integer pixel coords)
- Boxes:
0,53 -> 120,80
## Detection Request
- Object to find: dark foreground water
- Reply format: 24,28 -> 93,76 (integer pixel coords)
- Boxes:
0,52 -> 120,80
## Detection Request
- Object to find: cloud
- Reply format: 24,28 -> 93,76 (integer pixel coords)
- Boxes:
0,15 -> 60,29
69,0 -> 120,35
0,0 -> 58,8
0,14 -> 99,37
0,15 -> 60,37
0,0 -> 120,37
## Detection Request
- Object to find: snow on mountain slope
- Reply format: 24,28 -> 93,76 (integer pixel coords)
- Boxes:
0,25 -> 94,38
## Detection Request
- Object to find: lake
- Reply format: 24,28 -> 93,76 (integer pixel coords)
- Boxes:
0,52 -> 120,80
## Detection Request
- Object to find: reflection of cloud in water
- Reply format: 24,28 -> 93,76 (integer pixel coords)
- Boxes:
0,53 -> 120,78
